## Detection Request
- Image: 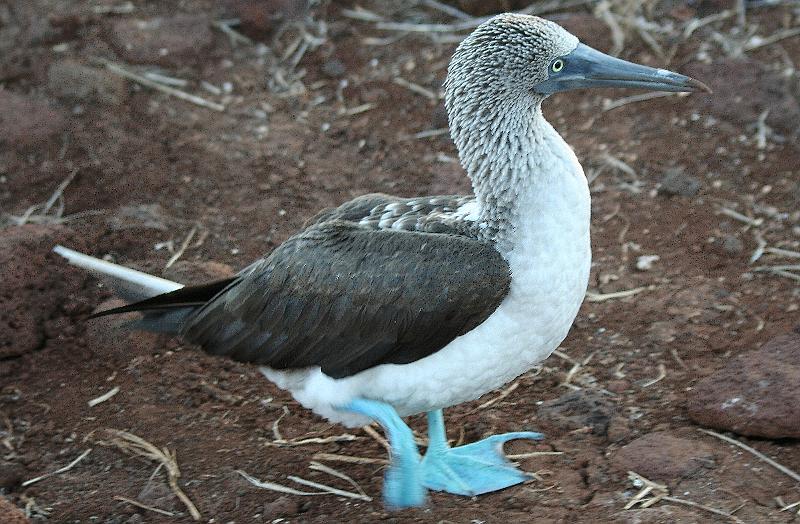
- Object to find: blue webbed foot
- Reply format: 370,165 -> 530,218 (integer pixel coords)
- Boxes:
341,398 -> 426,509
421,410 -> 543,496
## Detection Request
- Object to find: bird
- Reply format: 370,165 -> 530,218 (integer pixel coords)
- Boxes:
54,13 -> 708,509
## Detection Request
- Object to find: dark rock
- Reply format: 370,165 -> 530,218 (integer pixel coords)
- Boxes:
0,462 -> 25,489
321,58 -> 346,78
687,333 -> 800,439
47,60 -> 128,106
109,15 -> 214,67
538,390 -> 616,436
0,90 -> 66,149
658,168 -> 701,197
262,495 -> 300,521
683,58 -> 800,136
612,432 -> 714,480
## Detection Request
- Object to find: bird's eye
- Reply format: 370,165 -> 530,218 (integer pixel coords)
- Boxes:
551,59 -> 564,73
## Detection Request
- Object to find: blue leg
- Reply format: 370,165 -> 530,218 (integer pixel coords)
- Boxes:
420,409 -> 543,496
341,398 -> 426,508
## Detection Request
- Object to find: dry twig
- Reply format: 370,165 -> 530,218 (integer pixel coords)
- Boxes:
699,429 -> 800,483
107,430 -> 201,520
22,449 -> 92,487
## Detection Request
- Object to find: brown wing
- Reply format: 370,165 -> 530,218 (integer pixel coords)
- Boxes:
181,220 -> 510,379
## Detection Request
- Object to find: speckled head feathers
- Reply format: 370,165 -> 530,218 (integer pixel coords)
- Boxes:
445,14 -> 579,112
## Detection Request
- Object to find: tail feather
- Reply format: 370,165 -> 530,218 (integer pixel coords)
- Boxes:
54,245 -> 183,301
53,245 -> 236,335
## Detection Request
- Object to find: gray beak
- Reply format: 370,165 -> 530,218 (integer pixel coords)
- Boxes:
535,43 -> 711,95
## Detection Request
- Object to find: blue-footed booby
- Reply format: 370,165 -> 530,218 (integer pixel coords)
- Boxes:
54,14 -> 708,508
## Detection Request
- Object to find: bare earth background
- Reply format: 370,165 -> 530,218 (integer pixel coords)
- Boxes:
1,0 -> 800,522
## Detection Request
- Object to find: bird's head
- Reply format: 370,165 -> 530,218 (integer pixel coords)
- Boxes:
445,14 -> 709,116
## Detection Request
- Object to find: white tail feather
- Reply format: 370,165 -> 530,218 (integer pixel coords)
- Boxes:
53,245 -> 183,299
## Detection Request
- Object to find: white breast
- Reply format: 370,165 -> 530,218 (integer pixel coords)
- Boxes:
262,129 -> 592,428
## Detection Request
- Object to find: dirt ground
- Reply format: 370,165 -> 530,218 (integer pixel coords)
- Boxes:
1,1 -> 800,522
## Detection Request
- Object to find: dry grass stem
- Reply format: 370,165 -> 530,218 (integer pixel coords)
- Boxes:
289,473 -> 372,501
765,247 -> 800,258
507,451 -> 564,459
699,429 -> 800,483
661,496 -> 746,523
212,19 -> 254,46
718,207 -> 763,227
12,169 -> 79,225
164,225 -> 198,269
626,471 -> 744,523
312,452 -> 388,465
338,103 -> 376,117
143,71 -> 188,87
268,433 -> 358,447
362,424 -> 391,452
114,496 -> 176,517
107,429 -> 201,520
310,461 -> 370,498
640,363 -> 667,387
474,380 -> 520,411
105,62 -> 225,111
393,77 -> 439,100
22,448 -> 92,487
420,0 -> 471,20
238,469 -> 372,501
745,27 -> 800,52
410,128 -> 449,139
586,286 -> 648,302
272,405 -> 290,442
87,386 -> 120,407
92,2 -> 135,15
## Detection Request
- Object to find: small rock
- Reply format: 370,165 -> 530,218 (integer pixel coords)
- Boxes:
612,432 -> 714,480
714,234 -> 744,256
687,333 -> 800,438
109,15 -> 214,67
0,496 -> 28,524
262,495 -> 300,521
658,168 -> 701,197
47,60 -> 128,106
321,58 -> 346,78
635,254 -> 659,271
538,390 -> 617,436
0,90 -> 66,149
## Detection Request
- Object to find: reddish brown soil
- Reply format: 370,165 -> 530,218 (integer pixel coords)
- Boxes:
1,1 -> 799,522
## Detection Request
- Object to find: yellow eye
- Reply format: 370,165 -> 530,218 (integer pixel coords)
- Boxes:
551,59 -> 564,73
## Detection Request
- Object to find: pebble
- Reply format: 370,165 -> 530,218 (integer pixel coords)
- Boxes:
538,390 -> 617,437
322,58 -> 346,78
47,60 -> 128,106
687,333 -> 800,439
612,432 -> 714,480
0,90 -> 66,149
658,168 -> 701,197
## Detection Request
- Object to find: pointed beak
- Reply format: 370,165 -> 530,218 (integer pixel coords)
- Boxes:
535,43 -> 711,95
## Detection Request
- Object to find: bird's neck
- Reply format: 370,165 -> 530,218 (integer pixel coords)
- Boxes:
452,102 -> 587,254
